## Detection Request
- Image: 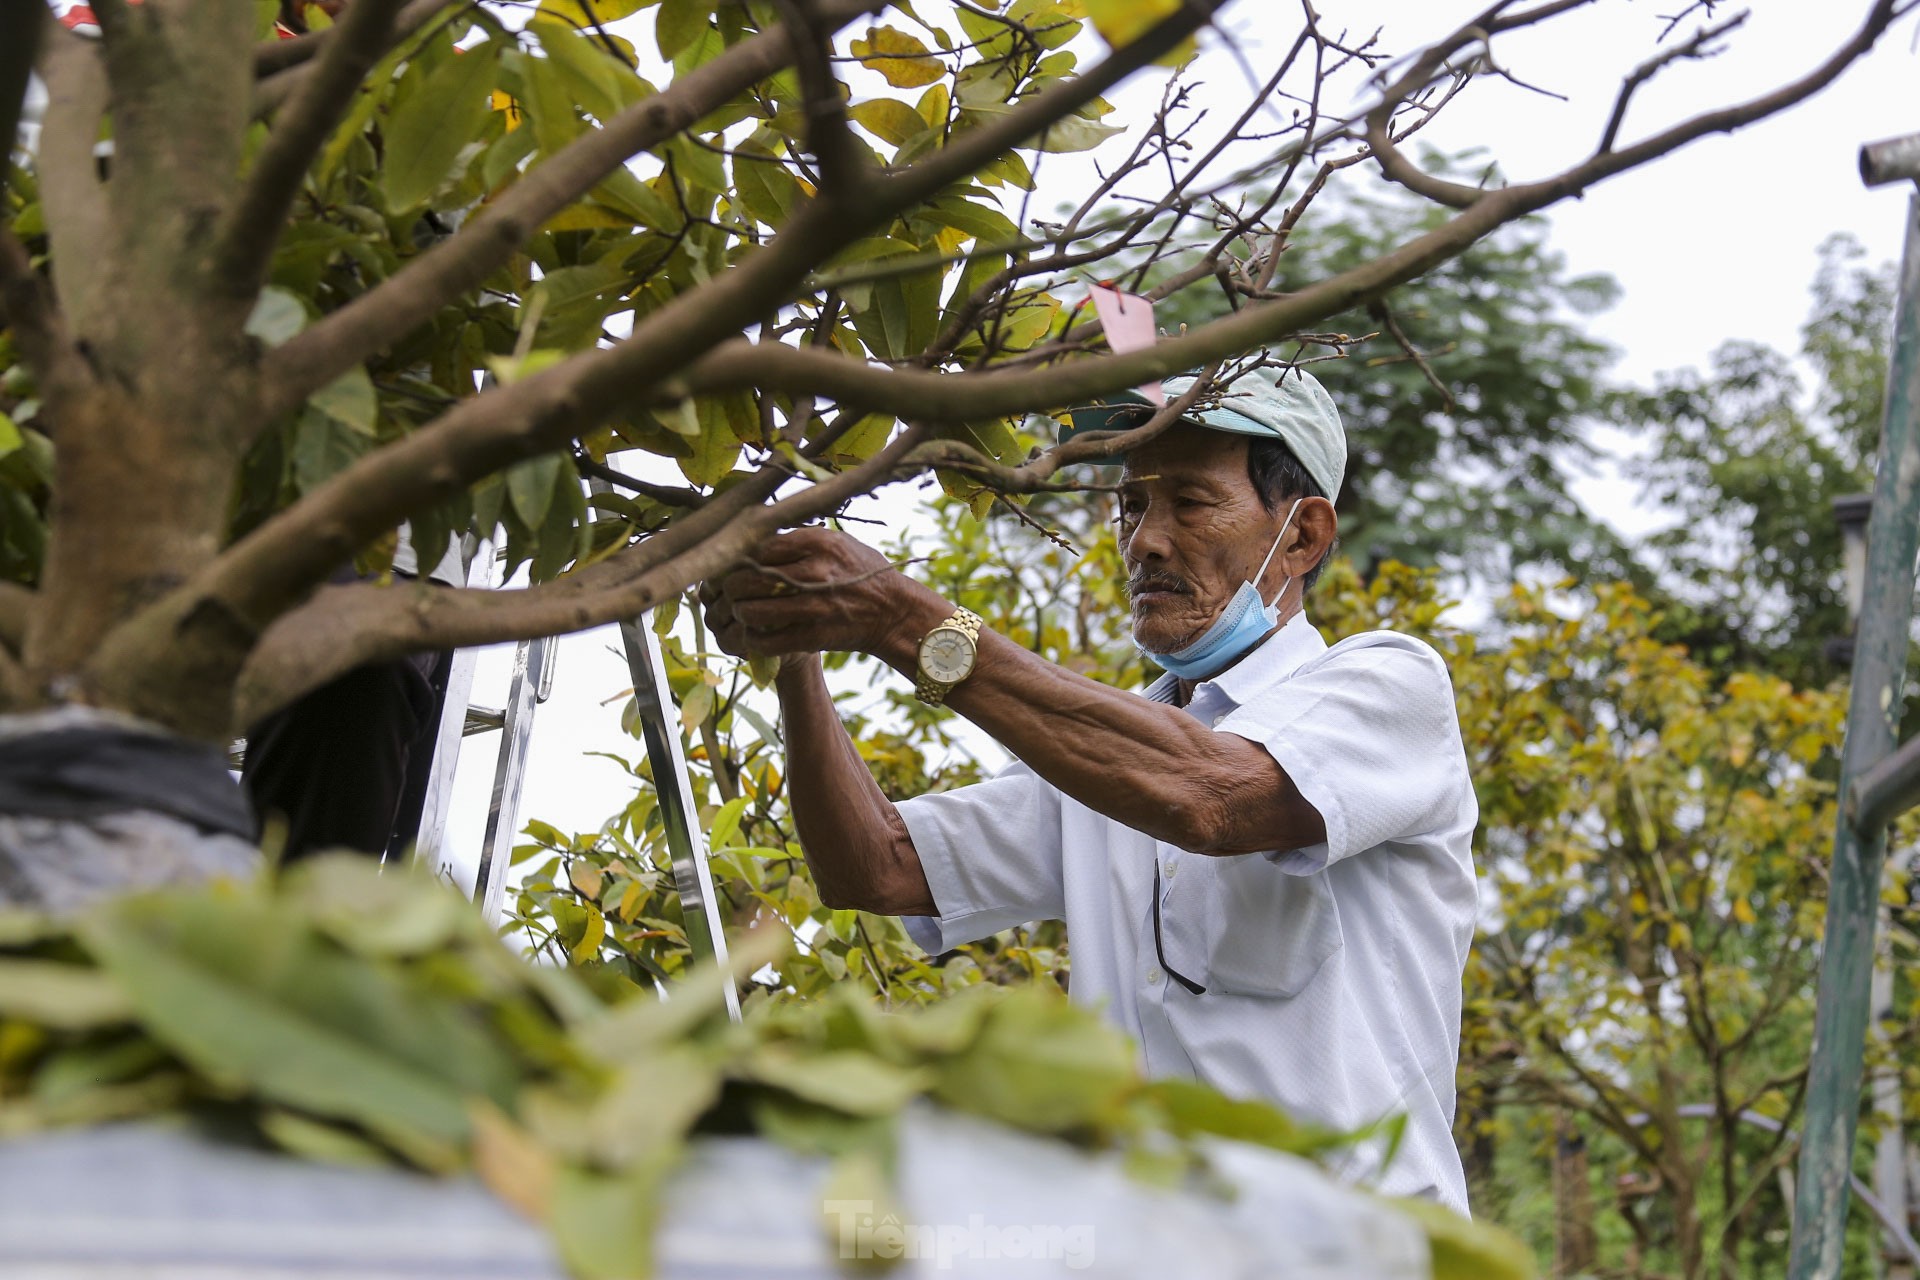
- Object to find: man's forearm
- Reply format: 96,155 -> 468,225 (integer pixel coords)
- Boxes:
774,656 -> 936,914
873,587 -> 1322,856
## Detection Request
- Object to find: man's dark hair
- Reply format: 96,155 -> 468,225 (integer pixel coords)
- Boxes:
1245,437 -> 1335,591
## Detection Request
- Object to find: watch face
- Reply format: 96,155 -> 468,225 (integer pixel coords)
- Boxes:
920,626 -> 977,683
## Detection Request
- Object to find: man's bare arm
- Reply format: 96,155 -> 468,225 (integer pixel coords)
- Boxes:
771,654 -> 936,914
707,530 -> 1326,858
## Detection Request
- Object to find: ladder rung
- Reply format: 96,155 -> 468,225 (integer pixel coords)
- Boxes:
462,706 -> 504,736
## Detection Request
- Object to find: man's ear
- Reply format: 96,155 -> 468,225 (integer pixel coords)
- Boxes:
1286,497 -> 1338,572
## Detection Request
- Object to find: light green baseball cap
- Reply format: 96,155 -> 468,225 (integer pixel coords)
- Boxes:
1063,365 -> 1347,500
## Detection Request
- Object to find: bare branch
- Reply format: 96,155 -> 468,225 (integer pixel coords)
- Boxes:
573,452 -> 708,508
260,0 -> 887,422
1597,8 -> 1749,154
215,0 -> 409,296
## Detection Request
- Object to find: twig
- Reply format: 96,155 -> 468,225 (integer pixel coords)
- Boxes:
1597,9 -> 1749,154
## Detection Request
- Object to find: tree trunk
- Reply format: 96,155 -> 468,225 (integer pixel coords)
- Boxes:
1552,1114 -> 1597,1277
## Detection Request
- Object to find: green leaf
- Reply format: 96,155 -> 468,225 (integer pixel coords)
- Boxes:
292,410 -> 371,492
0,411 -> 22,462
0,958 -> 134,1029
309,366 -> 379,435
656,0 -> 711,60
707,796 -> 749,849
537,0 -> 660,24
1392,1196 -> 1536,1280
747,1047 -> 934,1117
550,1156 -> 678,1280
1023,112 -> 1125,154
529,21 -> 630,123
76,895 -> 515,1153
508,452 -> 566,534
383,42 -> 499,212
676,398 -> 741,488
849,98 -> 931,148
850,24 -> 946,87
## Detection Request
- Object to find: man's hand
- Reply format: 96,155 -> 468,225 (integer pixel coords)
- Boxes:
701,527 -> 943,663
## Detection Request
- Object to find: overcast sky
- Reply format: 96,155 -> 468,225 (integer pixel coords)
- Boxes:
431,1 -> 1920,898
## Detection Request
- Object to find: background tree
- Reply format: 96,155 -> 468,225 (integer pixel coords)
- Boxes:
1137,153 -> 1632,582
1615,232 -> 1895,689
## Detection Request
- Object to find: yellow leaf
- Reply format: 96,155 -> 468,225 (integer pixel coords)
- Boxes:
1731,897 -> 1756,926
469,1101 -> 556,1220
851,25 -> 946,88
1083,0 -> 1195,63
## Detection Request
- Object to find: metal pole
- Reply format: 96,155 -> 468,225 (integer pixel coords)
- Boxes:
1789,146 -> 1920,1278
586,473 -> 739,1017
473,635 -> 553,924
615,609 -> 739,1020
413,540 -> 494,883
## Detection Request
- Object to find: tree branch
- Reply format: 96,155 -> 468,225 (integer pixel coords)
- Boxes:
259,0 -> 887,423
236,414 -> 922,723
1596,8 -> 1748,154
33,28 -> 111,331
215,0 -> 408,296
251,0 -> 467,116
771,0 -> 873,194
94,0 -> 1903,731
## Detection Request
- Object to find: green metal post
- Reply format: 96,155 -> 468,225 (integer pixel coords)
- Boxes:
1789,155 -> 1920,1277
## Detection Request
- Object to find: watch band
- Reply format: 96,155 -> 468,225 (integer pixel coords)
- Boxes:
914,607 -> 983,706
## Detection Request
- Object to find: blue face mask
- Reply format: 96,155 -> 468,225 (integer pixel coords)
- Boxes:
1138,499 -> 1301,680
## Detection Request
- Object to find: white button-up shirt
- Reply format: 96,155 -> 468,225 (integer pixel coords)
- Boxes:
897,613 -> 1479,1212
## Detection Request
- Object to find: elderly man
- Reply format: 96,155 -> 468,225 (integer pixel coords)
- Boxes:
702,366 -> 1478,1211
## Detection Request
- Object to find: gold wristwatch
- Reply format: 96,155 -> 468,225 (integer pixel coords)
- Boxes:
914,608 -> 983,706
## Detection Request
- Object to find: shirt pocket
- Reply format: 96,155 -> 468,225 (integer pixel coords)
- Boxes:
1158,850 -> 1343,998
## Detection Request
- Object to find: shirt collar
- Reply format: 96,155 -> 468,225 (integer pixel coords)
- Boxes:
1142,610 -> 1328,707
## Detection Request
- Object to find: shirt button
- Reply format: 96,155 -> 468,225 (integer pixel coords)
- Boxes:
1146,968 -> 1164,987
1210,712 -> 1227,727
1164,860 -> 1178,879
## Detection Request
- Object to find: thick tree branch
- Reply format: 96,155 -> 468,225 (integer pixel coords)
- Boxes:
215,0 -> 408,296
189,0 -> 1228,661
684,0 -> 1904,417
92,0 -> 1902,734
33,29 -> 110,331
236,416 -> 926,723
260,0 -> 886,422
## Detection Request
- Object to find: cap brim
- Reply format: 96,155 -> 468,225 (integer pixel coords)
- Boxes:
1060,391 -> 1157,443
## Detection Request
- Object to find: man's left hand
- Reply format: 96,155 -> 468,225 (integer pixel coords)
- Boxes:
701,527 -> 937,661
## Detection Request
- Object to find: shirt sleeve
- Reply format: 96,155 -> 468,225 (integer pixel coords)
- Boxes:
893,759 -> 1066,953
1216,633 -> 1471,876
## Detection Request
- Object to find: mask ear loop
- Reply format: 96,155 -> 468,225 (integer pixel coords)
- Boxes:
1253,498 -> 1303,610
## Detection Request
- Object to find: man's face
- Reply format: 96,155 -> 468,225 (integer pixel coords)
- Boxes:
1116,423 -> 1289,654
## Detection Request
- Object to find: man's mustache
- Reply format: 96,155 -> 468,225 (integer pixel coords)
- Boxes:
1128,573 -> 1192,597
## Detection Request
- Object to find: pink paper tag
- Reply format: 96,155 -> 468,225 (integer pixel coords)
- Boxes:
1089,285 -> 1164,405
